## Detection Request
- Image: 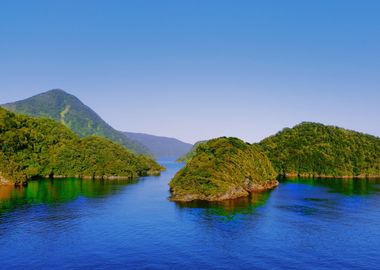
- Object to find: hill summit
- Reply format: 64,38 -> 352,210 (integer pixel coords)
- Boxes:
170,137 -> 278,201
259,122 -> 380,178
2,89 -> 150,154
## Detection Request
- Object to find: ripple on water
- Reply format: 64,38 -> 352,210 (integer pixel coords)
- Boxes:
0,164 -> 379,270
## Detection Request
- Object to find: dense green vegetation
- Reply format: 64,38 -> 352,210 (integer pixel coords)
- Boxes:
0,107 -> 163,184
2,89 -> 150,155
170,137 -> 278,201
176,140 -> 207,162
259,122 -> 380,177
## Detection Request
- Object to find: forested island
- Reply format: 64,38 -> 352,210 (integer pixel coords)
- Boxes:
172,122 -> 380,201
259,122 -> 380,178
0,107 -> 163,185
170,137 -> 278,201
1,90 -> 379,199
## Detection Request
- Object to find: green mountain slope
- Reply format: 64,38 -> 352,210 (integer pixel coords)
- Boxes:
2,89 -> 150,155
124,132 -> 193,159
259,122 -> 380,178
169,137 -> 278,201
0,107 -> 163,185
176,140 -> 207,162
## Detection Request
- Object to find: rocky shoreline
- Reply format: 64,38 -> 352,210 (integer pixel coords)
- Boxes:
170,179 -> 279,202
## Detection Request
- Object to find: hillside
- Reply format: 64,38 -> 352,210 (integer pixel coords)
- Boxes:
176,140 -> 207,162
124,132 -> 192,159
169,137 -> 278,201
0,107 -> 163,185
259,122 -> 380,178
2,89 -> 150,155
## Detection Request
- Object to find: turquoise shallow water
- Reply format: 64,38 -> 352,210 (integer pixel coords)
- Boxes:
0,161 -> 380,269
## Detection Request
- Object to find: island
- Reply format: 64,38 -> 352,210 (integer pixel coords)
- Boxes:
0,107 -> 163,185
259,122 -> 380,178
169,137 -> 278,202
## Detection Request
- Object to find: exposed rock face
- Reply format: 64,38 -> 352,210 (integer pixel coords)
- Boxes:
0,172 -> 11,186
244,178 -> 279,192
170,180 -> 279,202
169,137 -> 278,202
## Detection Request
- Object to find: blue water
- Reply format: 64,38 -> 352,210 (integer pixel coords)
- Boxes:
0,161 -> 380,269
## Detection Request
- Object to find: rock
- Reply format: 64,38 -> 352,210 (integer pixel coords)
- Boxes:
169,137 -> 278,202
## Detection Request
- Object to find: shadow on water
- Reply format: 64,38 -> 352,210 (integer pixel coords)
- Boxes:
281,177 -> 380,196
173,177 -> 380,222
0,178 -> 138,214
174,190 -> 274,220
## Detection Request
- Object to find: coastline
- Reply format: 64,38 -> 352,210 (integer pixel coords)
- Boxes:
282,173 -> 380,179
0,169 -> 163,186
170,179 -> 279,202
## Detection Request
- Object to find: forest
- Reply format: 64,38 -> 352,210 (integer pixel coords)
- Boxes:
0,107 -> 163,184
170,137 -> 277,201
259,122 -> 380,177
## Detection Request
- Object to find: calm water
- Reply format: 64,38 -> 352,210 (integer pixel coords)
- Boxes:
0,161 -> 380,270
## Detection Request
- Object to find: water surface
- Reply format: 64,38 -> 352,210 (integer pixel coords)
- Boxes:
0,161 -> 379,269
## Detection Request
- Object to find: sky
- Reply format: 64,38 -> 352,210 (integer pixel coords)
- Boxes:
0,0 -> 379,144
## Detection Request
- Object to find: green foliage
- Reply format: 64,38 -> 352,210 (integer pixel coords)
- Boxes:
2,89 -> 151,155
0,107 -> 163,184
259,122 -> 380,177
170,137 -> 277,200
176,140 -> 207,162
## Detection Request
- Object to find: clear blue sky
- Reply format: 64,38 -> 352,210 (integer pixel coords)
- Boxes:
1,0 -> 379,144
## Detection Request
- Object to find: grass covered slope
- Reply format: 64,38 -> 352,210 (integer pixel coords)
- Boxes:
2,89 -> 150,155
170,137 -> 278,202
176,140 -> 207,162
259,122 -> 380,178
0,107 -> 163,185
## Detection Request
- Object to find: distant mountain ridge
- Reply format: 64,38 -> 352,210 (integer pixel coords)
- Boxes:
124,132 -> 193,159
2,89 -> 150,155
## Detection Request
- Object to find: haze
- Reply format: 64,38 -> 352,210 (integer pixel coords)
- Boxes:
1,0 -> 379,144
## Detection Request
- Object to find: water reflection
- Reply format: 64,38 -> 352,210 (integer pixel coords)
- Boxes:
174,177 -> 380,220
282,177 -> 380,195
174,191 -> 272,219
0,178 -> 138,213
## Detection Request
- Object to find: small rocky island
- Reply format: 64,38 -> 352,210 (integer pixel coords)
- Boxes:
169,137 -> 278,202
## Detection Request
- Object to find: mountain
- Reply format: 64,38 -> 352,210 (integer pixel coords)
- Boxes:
259,122 -> 380,178
123,132 -> 192,159
169,137 -> 278,202
0,107 -> 163,185
2,89 -> 150,155
176,140 -> 207,162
